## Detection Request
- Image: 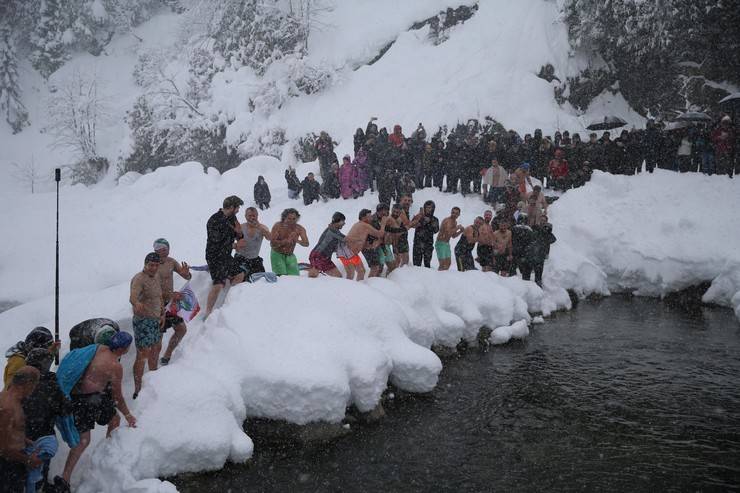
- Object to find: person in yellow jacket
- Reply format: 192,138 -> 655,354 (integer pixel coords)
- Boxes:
3,327 -> 59,389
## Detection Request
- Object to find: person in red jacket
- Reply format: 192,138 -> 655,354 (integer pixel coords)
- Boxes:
548,148 -> 569,190
389,124 -> 406,148
711,116 -> 736,177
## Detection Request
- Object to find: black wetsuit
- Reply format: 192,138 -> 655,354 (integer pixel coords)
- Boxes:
455,229 -> 477,271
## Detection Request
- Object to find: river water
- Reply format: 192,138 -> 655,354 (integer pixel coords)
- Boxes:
173,297 -> 740,492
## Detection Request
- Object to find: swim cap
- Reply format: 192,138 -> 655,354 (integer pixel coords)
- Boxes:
153,238 -> 169,251
25,327 -> 53,350
520,163 -> 530,171
109,331 -> 133,350
94,325 -> 118,347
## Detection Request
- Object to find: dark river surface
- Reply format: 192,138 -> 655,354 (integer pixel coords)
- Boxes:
173,297 -> 740,492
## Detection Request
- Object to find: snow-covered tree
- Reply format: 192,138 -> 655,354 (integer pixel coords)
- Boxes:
30,0 -> 69,78
46,70 -> 110,159
0,22 -> 29,133
214,0 -> 305,74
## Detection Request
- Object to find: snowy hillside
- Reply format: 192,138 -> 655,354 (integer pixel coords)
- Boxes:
1,0 -> 647,196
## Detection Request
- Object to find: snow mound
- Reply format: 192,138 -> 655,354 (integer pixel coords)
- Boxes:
74,265 -> 565,492
490,320 -> 530,345
550,170 -> 740,318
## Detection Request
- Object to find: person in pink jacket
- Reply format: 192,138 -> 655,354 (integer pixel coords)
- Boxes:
338,155 -> 356,199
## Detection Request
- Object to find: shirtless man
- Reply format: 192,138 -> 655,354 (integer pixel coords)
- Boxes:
526,185 -> 548,226
514,163 -> 534,201
436,207 -> 464,271
345,208 -> 389,278
60,332 -> 135,488
455,217 -> 483,272
152,238 -> 191,366
477,210 -> 495,272
130,252 -> 164,399
270,208 -> 309,276
0,367 -> 41,492
235,207 -> 272,278
491,219 -> 514,276
394,194 -> 415,266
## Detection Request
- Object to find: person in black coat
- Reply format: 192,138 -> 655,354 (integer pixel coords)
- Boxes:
253,175 -> 271,210
353,128 -> 366,154
301,173 -> 321,205
285,168 -> 301,199
509,215 -> 533,277
23,348 -> 71,492
412,200 -> 440,268
520,216 -> 556,287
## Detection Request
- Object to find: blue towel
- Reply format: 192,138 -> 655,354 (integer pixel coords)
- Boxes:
55,344 -> 98,447
56,344 -> 98,398
24,435 -> 58,492
250,272 -> 278,283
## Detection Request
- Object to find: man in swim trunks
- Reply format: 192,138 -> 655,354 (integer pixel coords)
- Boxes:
365,204 -> 394,277
394,194 -> 415,266
345,208 -> 389,278
152,238 -> 191,366
130,252 -> 164,398
235,207 -> 272,278
436,207 -> 464,271
205,196 -> 246,318
526,185 -> 548,226
60,332 -> 135,489
492,219 -> 514,276
477,210 -> 495,272
270,208 -> 309,276
455,216 -> 483,271
309,212 -> 346,278
370,204 -> 398,275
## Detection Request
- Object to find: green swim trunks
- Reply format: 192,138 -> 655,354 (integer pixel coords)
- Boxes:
270,249 -> 299,276
378,245 -> 395,265
133,316 -> 162,349
435,241 -> 451,260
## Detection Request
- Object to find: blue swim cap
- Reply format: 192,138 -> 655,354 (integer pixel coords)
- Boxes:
520,163 -> 530,171
109,331 -> 133,350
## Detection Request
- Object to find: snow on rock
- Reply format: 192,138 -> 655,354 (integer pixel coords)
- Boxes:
490,320 -> 530,345
550,170 -> 740,320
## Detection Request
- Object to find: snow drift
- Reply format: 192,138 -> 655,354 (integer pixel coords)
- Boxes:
550,170 -> 740,316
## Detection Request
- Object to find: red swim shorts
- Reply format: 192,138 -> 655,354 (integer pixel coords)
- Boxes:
309,250 -> 337,273
338,254 -> 362,267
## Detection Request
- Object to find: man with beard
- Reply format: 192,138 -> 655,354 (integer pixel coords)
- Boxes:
204,196 -> 245,318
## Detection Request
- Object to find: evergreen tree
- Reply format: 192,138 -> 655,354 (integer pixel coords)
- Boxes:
214,0 -> 305,74
0,21 -> 29,133
30,0 -> 69,78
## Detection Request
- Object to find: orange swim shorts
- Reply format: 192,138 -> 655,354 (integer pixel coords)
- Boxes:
338,254 -> 362,267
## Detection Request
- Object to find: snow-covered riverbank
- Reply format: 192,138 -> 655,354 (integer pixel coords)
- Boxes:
0,160 -> 737,492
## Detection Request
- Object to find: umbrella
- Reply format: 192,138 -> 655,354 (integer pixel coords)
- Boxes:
586,116 -> 627,131
664,121 -> 692,131
676,111 -> 711,122
719,92 -> 740,105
